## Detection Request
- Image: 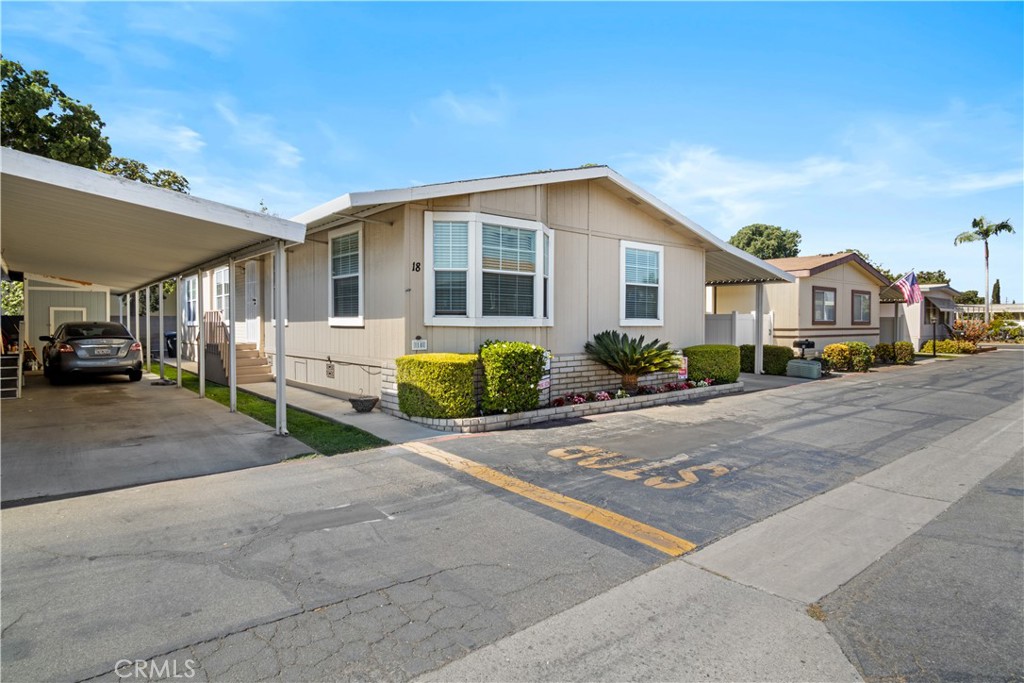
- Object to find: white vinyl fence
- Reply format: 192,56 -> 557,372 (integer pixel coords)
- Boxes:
705,312 -> 773,346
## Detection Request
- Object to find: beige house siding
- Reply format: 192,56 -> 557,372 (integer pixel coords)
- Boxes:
771,262 -> 882,351
261,180 -> 711,397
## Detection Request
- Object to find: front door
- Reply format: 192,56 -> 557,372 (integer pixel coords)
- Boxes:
244,261 -> 260,344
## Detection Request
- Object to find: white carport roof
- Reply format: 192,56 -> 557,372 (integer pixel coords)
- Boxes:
293,165 -> 794,286
1,148 -> 305,293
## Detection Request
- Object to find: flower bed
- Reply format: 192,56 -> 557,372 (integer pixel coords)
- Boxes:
384,379 -> 743,433
550,379 -> 716,407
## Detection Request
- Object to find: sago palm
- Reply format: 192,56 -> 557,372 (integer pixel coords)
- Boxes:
584,330 -> 681,393
954,216 -> 1014,323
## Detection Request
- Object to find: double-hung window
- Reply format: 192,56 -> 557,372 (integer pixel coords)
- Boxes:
813,286 -> 837,324
183,276 -> 198,326
329,226 -> 363,326
620,241 -> 664,326
425,212 -> 552,326
213,267 -> 230,317
852,290 -> 871,325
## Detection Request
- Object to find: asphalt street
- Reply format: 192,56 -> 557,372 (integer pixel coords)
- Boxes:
1,349 -> 1021,682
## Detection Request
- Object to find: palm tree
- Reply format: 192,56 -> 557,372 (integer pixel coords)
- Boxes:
954,216 -> 1014,323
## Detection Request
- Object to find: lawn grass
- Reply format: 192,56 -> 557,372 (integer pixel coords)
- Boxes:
147,363 -> 389,456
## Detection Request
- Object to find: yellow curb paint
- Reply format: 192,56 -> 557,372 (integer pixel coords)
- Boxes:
400,441 -> 697,557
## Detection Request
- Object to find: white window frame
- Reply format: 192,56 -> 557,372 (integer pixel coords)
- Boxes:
620,240 -> 664,327
183,275 -> 198,327
328,225 -> 364,327
424,211 -> 554,327
213,267 -> 230,317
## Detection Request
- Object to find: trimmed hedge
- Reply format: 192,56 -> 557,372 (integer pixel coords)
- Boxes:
740,344 -> 795,375
396,353 -> 478,418
480,341 -> 547,414
846,341 -> 874,372
821,343 -> 852,371
683,344 -> 740,384
921,339 -> 978,355
874,343 -> 894,364
822,342 -> 873,372
894,341 -> 915,364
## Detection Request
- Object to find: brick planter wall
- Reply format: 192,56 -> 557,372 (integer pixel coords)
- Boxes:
380,351 -> 723,433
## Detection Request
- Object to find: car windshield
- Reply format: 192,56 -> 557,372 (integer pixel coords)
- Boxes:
64,323 -> 132,339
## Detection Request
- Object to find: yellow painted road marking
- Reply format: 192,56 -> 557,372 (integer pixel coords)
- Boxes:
401,441 -> 697,557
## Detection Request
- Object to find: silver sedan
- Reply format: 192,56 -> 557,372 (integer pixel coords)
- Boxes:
40,321 -> 144,385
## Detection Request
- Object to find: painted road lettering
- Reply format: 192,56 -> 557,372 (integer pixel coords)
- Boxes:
548,446 -> 732,490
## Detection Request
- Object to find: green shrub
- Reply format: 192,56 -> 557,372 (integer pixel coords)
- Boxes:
396,353 -> 477,418
921,339 -> 978,355
584,330 -> 681,392
894,341 -> 915,364
740,344 -> 796,375
479,341 -> 547,414
821,343 -> 852,371
874,343 -> 894,364
739,344 -> 755,373
683,345 -> 740,384
846,341 -> 874,372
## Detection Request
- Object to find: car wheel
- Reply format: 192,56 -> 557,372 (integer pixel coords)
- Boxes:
128,369 -> 143,382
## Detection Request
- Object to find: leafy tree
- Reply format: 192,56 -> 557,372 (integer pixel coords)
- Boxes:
954,290 -> 984,305
728,224 -> 801,259
2,56 -> 189,193
916,270 -> 949,285
954,216 -> 1015,322
1,281 -> 24,316
1,55 -> 111,168
841,248 -> 896,282
100,156 -> 189,193
992,279 -> 1001,305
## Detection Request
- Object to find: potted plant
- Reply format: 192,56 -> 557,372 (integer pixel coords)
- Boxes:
348,392 -> 379,413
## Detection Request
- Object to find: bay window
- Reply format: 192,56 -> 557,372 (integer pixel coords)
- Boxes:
425,212 -> 552,326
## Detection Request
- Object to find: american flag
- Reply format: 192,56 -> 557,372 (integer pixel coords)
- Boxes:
894,271 -> 923,304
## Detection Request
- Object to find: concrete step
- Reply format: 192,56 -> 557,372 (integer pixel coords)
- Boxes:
236,368 -> 274,384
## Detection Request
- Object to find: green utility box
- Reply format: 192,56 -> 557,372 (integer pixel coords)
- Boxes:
786,359 -> 822,379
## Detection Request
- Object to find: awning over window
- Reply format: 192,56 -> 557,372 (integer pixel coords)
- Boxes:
926,295 -> 957,313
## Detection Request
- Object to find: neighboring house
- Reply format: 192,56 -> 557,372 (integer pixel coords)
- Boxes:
881,282 -> 960,350
218,166 -> 791,401
709,252 -> 892,355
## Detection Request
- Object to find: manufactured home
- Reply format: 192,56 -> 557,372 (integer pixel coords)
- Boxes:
210,167 -> 794,404
709,252 -> 892,355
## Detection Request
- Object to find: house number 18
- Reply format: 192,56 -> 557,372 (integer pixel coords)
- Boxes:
411,262 -> 421,272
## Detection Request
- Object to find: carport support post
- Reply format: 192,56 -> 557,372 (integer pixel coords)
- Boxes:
228,257 -> 237,413
175,275 -> 183,388
754,282 -> 765,374
158,281 -> 166,380
274,240 -> 288,435
197,269 -> 206,398
134,291 -> 140,348
145,286 -> 152,371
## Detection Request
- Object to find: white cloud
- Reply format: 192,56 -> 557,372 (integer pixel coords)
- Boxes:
124,5 -> 236,56
430,87 -> 510,125
214,99 -> 303,169
105,111 -> 206,157
627,108 -> 1022,232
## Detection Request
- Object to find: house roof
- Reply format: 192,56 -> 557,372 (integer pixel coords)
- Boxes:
1,148 -> 306,292
767,252 -> 892,287
293,166 -> 795,286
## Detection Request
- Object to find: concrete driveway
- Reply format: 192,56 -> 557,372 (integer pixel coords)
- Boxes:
1,373 -> 309,505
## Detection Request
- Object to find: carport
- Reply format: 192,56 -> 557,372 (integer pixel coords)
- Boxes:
1,148 -> 306,434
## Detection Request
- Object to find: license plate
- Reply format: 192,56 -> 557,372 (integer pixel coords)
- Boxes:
93,348 -> 112,356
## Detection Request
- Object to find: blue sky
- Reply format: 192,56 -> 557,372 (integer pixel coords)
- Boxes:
4,2 -> 1022,300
